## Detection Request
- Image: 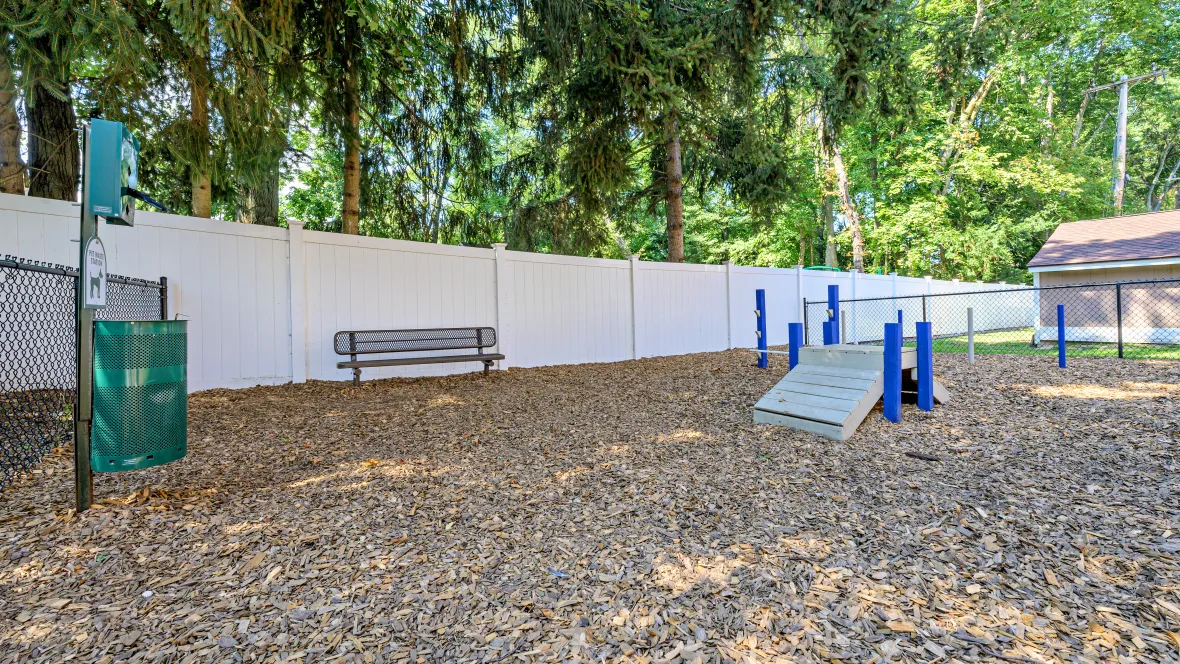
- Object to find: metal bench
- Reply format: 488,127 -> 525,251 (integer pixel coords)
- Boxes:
334,327 -> 504,385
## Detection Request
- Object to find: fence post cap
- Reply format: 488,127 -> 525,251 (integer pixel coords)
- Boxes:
722,260 -> 732,266
286,218 -> 304,229
889,271 -> 898,276
491,242 -> 507,250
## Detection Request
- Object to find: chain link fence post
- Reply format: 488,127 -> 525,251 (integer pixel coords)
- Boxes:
1115,283 -> 1124,359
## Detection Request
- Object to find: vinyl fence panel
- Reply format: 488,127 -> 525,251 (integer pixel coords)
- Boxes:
1,193 -> 1020,392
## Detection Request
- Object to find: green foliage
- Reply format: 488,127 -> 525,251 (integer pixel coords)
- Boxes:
282,125 -> 343,230
8,0 -> 1180,281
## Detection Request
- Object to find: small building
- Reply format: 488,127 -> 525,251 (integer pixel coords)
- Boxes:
1027,209 -> 1180,285
1027,210 -> 1180,344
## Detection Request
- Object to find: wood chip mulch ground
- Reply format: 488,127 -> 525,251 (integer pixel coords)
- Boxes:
2,351 -> 1179,664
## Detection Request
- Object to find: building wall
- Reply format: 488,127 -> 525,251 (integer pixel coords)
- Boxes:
1039,264 -> 1180,286
1037,264 -> 1180,343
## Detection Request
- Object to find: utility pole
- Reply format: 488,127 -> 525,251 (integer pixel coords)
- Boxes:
1087,68 -> 1169,216
1113,76 -> 1128,213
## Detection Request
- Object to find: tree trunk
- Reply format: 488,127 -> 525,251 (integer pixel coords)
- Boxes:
0,41 -> 24,195
664,118 -> 684,263
939,70 -> 997,196
1041,77 -> 1054,150
27,38 -> 78,201
822,196 -> 836,267
190,67 -> 212,218
1071,92 -> 1090,149
830,142 -> 864,271
241,165 -> 280,225
432,165 -> 450,243
341,87 -> 361,233
341,29 -> 361,236
1146,143 -> 1171,212
1154,152 -> 1180,212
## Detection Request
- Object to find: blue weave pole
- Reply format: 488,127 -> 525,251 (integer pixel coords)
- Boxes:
897,309 -> 903,340
788,322 -> 802,370
755,289 -> 768,368
916,321 -> 933,411
1057,303 -> 1066,368
884,323 -> 902,423
827,284 -> 840,344
822,320 -> 832,345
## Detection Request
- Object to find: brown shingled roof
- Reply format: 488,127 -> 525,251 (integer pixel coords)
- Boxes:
1027,209 -> 1180,268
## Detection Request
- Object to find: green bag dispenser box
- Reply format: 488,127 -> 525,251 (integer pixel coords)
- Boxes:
87,119 -> 139,226
92,320 -> 187,472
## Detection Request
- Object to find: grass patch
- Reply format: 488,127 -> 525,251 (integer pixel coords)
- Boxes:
912,328 -> 1180,360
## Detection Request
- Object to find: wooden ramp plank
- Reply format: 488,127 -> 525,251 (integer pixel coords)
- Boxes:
755,372 -> 883,441
783,371 -> 877,391
757,389 -> 860,412
799,344 -> 917,371
754,409 -> 844,440
769,381 -> 866,402
753,399 -> 851,424
933,379 -> 951,404
790,364 -> 883,381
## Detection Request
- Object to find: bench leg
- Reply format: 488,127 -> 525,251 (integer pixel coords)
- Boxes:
353,367 -> 361,386
483,361 -> 491,375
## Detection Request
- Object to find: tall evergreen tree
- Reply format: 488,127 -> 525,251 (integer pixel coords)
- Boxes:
0,29 -> 23,194
3,0 -> 143,200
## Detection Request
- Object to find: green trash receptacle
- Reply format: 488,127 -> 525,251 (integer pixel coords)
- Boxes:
92,320 -> 187,472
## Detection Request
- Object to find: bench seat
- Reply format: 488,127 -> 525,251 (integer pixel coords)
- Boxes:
337,353 -> 505,370
334,327 -> 502,385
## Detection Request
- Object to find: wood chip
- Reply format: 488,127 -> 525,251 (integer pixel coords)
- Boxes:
0,352 -> 1176,664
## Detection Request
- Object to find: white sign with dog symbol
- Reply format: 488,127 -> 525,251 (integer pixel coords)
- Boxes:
82,236 -> 107,309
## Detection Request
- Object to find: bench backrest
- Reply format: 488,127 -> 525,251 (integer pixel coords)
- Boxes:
334,327 -> 497,356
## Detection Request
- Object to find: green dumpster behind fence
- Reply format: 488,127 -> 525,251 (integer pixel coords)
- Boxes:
92,320 -> 187,472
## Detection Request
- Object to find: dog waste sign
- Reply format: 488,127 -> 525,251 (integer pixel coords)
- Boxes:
82,236 -> 107,309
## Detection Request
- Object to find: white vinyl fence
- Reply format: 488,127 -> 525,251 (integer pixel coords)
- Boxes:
1,193 -> 1016,391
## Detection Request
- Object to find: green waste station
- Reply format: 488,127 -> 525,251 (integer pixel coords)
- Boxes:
91,320 -> 188,472
75,118 -> 187,509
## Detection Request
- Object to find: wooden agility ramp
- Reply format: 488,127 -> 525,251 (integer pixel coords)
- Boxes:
753,344 -> 949,441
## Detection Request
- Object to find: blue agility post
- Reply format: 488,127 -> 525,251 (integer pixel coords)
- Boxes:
822,320 -> 832,345
788,322 -> 803,370
755,289 -> 768,368
897,309 -> 903,340
916,321 -> 933,411
884,323 -> 902,423
827,284 -> 840,344
1057,303 -> 1066,368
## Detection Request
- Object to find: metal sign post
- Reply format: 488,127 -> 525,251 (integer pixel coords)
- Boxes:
75,124 -> 98,512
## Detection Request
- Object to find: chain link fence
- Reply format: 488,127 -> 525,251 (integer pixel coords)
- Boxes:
0,256 -> 166,489
805,278 -> 1180,361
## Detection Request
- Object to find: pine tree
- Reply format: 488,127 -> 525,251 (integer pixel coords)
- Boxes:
112,0 -> 294,218
4,0 -> 143,201
0,30 -> 23,194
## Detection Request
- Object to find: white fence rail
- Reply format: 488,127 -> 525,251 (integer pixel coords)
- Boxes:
0,193 -> 1017,391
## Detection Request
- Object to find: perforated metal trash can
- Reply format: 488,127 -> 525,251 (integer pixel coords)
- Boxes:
92,320 -> 187,472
